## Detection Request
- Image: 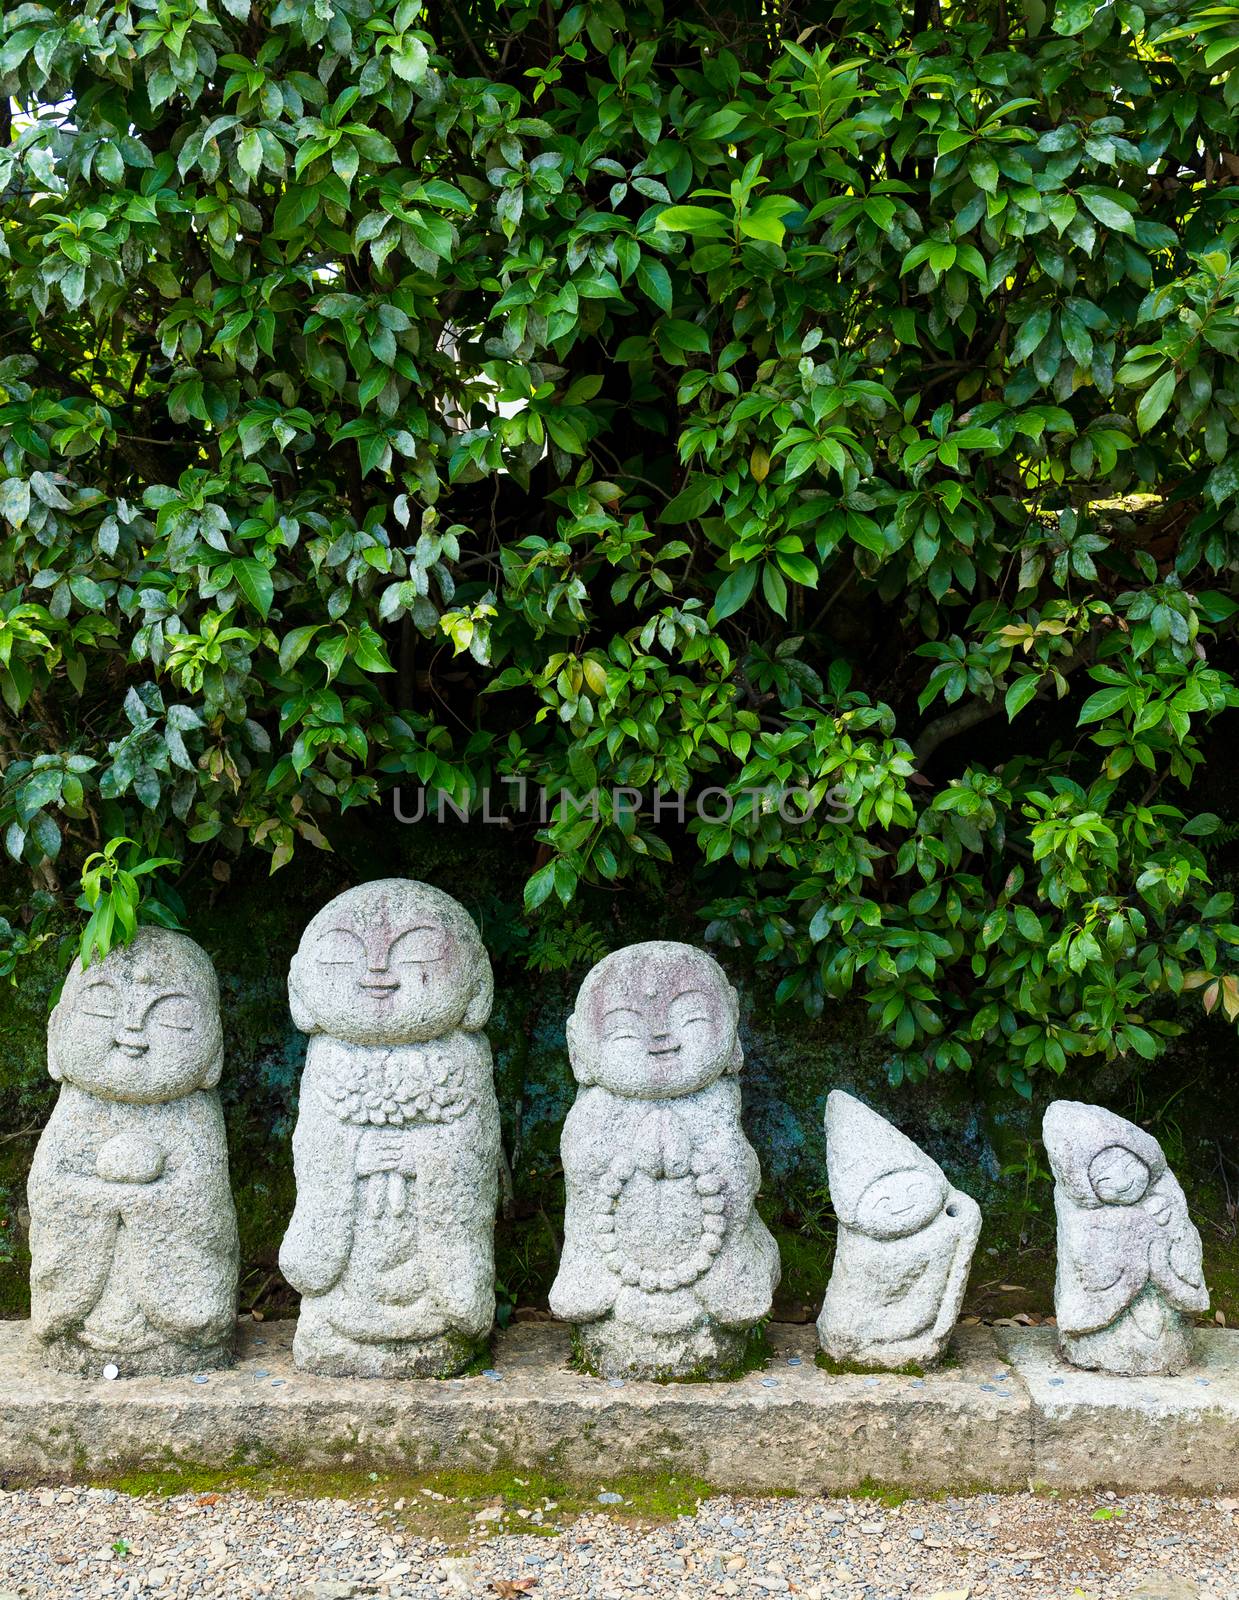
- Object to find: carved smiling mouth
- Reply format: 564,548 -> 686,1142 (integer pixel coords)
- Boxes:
113,1041 -> 149,1059
359,979 -> 400,995
648,1044 -> 682,1057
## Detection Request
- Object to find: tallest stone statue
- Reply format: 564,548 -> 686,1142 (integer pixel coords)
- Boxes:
280,878 -> 499,1377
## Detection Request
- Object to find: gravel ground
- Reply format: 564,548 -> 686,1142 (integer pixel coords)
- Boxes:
0,1484 -> 1236,1600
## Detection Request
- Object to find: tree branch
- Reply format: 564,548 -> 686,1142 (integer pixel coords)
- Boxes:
914,649 -> 1090,764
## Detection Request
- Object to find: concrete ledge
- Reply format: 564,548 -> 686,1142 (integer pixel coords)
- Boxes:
0,1318 -> 1235,1493
996,1324 -> 1239,1492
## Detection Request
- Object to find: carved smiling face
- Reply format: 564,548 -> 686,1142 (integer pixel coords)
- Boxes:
289,879 -> 492,1044
853,1168 -> 946,1241
1088,1144 -> 1152,1206
48,928 -> 222,1105
568,942 -> 739,1098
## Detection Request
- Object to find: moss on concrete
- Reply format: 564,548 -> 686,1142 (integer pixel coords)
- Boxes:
813,1351 -> 926,1378
568,1321 -> 772,1384
91,1462 -> 726,1543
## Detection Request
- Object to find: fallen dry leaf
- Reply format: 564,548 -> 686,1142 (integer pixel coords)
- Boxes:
491,1581 -> 537,1598
195,1494 -> 220,1506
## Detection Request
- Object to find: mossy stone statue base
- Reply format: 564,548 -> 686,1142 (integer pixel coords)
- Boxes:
574,1319 -> 758,1381
291,1315 -> 483,1380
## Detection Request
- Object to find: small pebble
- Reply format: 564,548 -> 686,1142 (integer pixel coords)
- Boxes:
192,1375 -> 209,1385
102,1364 -> 119,1381
483,1370 -> 503,1382
608,1378 -> 624,1389
598,1492 -> 622,1505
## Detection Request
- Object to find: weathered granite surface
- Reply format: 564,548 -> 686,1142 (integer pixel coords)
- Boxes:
27,929 -> 238,1378
549,942 -> 780,1378
995,1325 -> 1239,1492
280,880 -> 499,1378
0,1319 -> 1025,1491
817,1091 -> 981,1369
1043,1100 -> 1209,1376
1,1317 -> 1235,1492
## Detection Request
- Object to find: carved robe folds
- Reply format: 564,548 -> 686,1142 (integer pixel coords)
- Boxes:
280,880 -> 498,1378
28,928 -> 238,1377
550,940 -> 780,1378
1044,1100 -> 1208,1375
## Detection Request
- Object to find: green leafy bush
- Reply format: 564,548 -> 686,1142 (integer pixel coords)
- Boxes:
1,0 -> 1238,1095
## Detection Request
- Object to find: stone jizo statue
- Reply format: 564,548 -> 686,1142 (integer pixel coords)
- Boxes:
549,940 -> 780,1378
279,878 -> 499,1377
1043,1099 -> 1208,1374
28,928 -> 238,1376
817,1090 -> 980,1369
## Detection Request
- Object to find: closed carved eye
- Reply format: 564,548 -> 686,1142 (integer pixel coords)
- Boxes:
389,925 -> 448,965
316,927 -> 366,965
602,1006 -> 642,1040
78,982 -> 120,1020
668,989 -> 714,1029
144,992 -> 197,1032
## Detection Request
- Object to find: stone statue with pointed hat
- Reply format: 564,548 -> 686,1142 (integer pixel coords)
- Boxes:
1043,1099 -> 1208,1374
549,940 -> 780,1378
280,879 -> 499,1377
817,1090 -> 980,1369
28,927 -> 239,1376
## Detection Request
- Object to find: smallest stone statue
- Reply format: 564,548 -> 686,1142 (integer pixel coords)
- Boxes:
27,928 -> 239,1377
550,941 -> 780,1379
1044,1099 -> 1208,1375
817,1091 -> 980,1369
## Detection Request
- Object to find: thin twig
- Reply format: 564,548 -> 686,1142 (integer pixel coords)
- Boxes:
0,1124 -> 39,1145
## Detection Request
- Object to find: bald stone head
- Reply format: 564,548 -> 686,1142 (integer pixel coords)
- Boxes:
49,927 -> 223,1105
567,940 -> 741,1099
289,878 -> 492,1046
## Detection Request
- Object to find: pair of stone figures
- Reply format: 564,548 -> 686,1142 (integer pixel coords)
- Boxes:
27,878 -> 1210,1383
